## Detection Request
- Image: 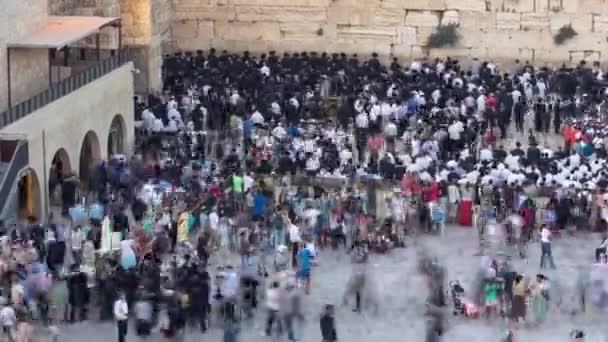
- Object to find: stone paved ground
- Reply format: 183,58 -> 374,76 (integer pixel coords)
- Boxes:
47,226 -> 607,342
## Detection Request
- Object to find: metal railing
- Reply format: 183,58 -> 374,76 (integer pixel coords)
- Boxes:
0,49 -> 133,129
0,138 -> 28,219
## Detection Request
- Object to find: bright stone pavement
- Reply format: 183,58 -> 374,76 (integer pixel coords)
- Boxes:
50,226 -> 606,342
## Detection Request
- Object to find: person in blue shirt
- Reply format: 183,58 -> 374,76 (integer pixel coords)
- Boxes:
297,242 -> 312,294
252,190 -> 267,221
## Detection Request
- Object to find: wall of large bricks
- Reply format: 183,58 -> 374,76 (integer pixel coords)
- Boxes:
170,0 -> 608,64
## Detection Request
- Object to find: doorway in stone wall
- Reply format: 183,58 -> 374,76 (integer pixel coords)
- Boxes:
79,130 -> 101,191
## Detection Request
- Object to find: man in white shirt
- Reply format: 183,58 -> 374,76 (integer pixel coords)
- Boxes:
209,209 -> 219,231
243,172 -> 254,193
141,108 -> 156,130
540,226 -> 556,269
113,293 -> 129,342
152,118 -> 164,132
355,112 -> 369,129
251,110 -> 265,125
272,123 -> 287,140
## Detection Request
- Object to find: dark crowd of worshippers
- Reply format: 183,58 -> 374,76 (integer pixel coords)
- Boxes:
2,50 -> 608,342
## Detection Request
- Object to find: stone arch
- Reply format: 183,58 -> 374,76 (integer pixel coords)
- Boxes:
107,114 -> 126,156
50,147 -> 71,176
17,168 -> 42,220
79,130 -> 102,190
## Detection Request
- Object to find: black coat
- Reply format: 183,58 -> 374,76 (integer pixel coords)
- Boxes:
67,272 -> 89,306
320,313 -> 337,341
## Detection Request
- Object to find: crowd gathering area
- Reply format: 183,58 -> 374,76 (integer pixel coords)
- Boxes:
3,49 -> 608,342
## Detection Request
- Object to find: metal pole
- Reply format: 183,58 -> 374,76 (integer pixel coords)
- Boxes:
118,21 -> 122,51
48,49 -> 52,86
7,48 -> 11,108
42,129 -> 49,222
96,34 -> 101,61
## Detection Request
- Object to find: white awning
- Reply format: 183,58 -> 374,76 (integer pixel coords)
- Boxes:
7,16 -> 119,49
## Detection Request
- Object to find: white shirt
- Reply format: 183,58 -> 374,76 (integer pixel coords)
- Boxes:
476,95 -> 487,114
209,212 -> 219,230
266,287 -> 282,311
260,65 -> 270,77
355,113 -> 369,128
0,306 -> 16,327
540,227 -> 551,243
142,109 -> 156,129
511,90 -> 522,104
113,298 -> 128,321
251,111 -> 264,125
244,175 -> 254,192
384,122 -> 397,137
166,99 -> 177,112
272,126 -> 287,140
152,119 -> 164,132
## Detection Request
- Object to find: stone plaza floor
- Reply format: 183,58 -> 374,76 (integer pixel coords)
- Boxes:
50,225 -> 608,342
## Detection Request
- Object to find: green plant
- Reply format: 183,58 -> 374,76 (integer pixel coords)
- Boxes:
427,23 -> 461,48
554,24 -> 577,45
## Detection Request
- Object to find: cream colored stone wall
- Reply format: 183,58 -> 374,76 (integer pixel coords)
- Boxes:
0,63 -> 135,220
171,0 -> 608,64
0,0 -> 49,111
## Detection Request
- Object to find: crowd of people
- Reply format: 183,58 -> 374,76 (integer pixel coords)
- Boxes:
1,49 -> 608,342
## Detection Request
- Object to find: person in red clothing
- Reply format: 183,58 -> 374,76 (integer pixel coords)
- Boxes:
427,180 -> 440,203
486,93 -> 498,113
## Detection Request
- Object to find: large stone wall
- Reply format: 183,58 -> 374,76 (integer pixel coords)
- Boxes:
171,0 -> 608,64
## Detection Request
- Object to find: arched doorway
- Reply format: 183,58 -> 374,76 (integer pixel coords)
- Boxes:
107,114 -> 126,156
79,130 -> 101,190
49,147 -> 71,205
17,168 -> 41,221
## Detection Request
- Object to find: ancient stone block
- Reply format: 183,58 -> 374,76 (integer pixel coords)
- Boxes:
562,0 -> 578,12
594,15 -> 608,32
390,44 -> 413,59
460,11 -> 496,31
232,0 -> 330,6
445,0 -> 485,11
535,0 -> 550,12
215,21 -> 281,40
521,13 -> 550,30
280,23 -> 326,39
441,10 -> 459,25
405,10 -> 440,27
502,0 -> 534,12
172,20 -> 214,39
429,47 -> 470,58
236,6 -> 327,22
416,26 -> 436,45
174,6 -> 237,21
550,13 -> 571,31
496,12 -> 521,30
372,7 -> 406,26
580,0 -> 608,14
327,6 -> 372,26
398,26 -> 417,45
570,50 -> 601,62
571,13 -> 594,32
458,28 -> 485,48
381,0 -> 446,10
337,26 -> 397,43
410,45 -> 428,58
